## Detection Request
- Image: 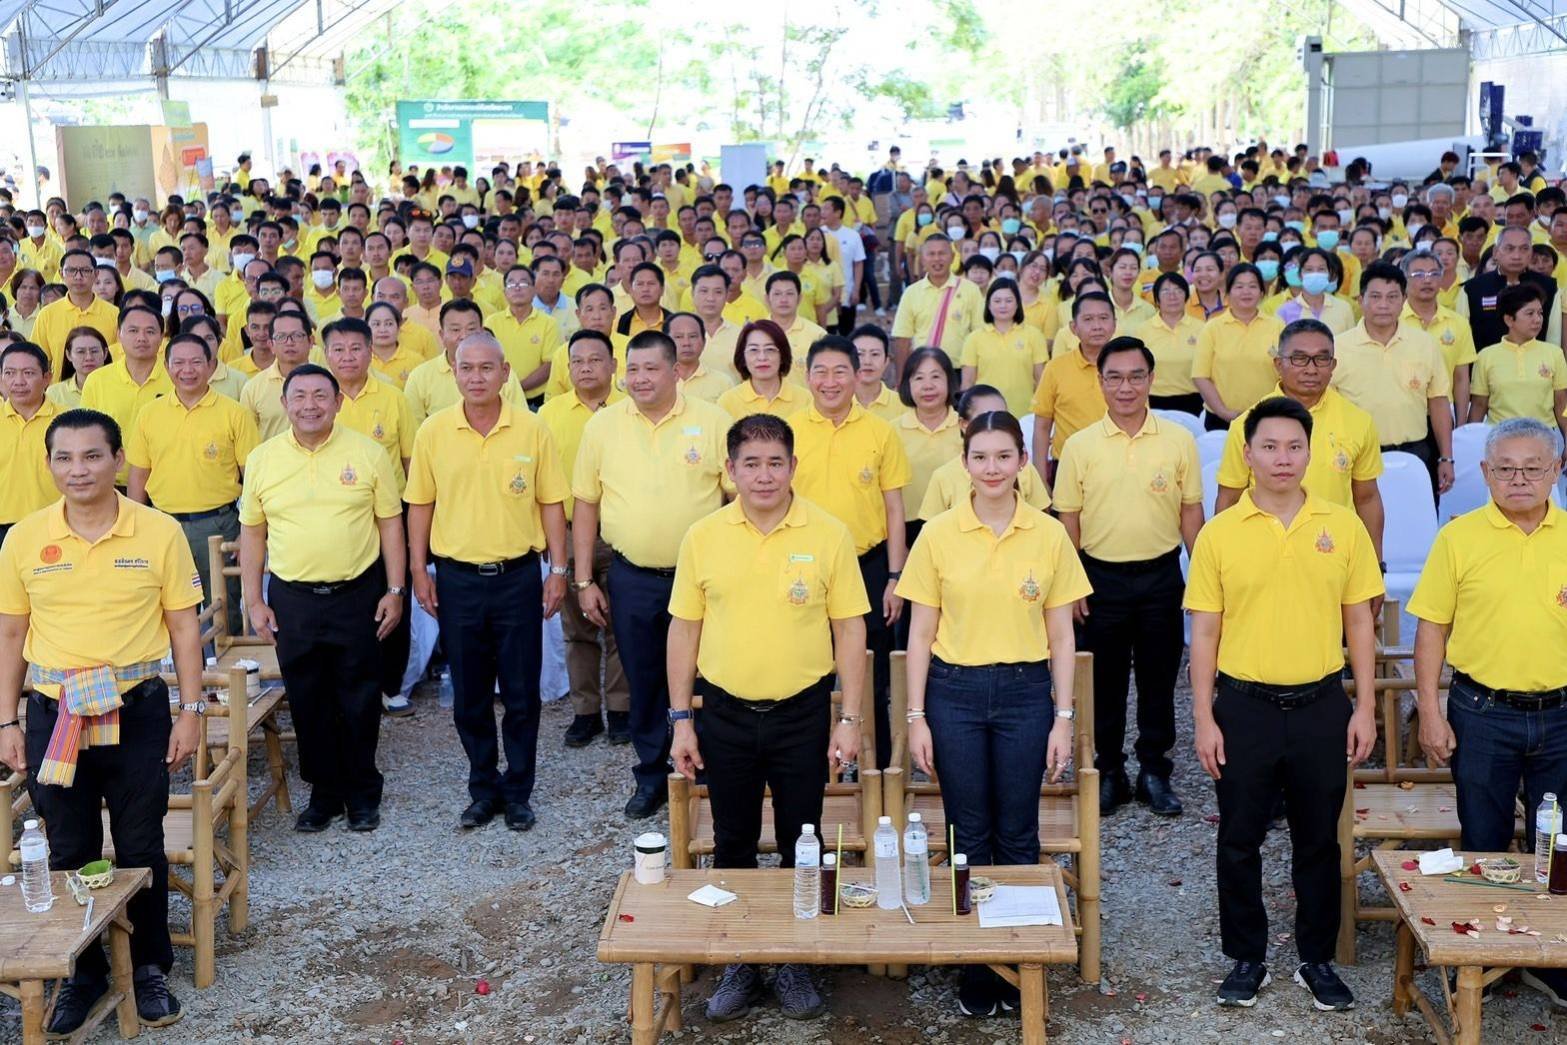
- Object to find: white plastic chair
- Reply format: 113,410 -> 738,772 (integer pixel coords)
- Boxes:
1201,460 -> 1221,519
1196,429 -> 1229,467
1378,451 -> 1440,639
1443,422 -> 1492,523
1017,412 -> 1036,463
1154,409 -> 1205,441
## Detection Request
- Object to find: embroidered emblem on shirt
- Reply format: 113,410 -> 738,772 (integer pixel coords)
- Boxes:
372,422 -> 385,440
1407,374 -> 1422,390
1333,448 -> 1350,473
788,576 -> 810,605
1315,529 -> 1336,554
684,446 -> 701,465
203,441 -> 218,460
340,464 -> 358,486
1018,572 -> 1041,603
509,472 -> 527,494
1440,329 -> 1454,345
1541,364 -> 1553,380
1148,471 -> 1169,494
858,465 -> 875,485
40,545 -> 61,564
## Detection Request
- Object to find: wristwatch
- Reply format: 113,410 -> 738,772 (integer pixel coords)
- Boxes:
180,700 -> 208,717
1437,456 -> 1455,464
1055,708 -> 1075,721
572,579 -> 596,592
386,586 -> 407,597
667,708 -> 694,724
549,564 -> 570,577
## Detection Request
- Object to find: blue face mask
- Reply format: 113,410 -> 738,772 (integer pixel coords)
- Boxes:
154,270 -> 177,284
1256,259 -> 1279,282
1285,220 -> 1306,233
1001,218 -> 1021,235
1261,230 -> 1278,242
1284,265 -> 1303,289
1124,241 -> 1144,256
1315,229 -> 1340,251
916,212 -> 933,227
1301,271 -> 1332,295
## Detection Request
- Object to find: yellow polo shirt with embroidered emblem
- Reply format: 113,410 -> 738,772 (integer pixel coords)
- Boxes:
894,409 -> 962,517
897,496 -> 1091,665
572,394 -> 732,569
1184,491 -> 1384,683
124,390 -> 259,513
238,424 -> 402,583
1409,501 -> 1567,691
538,386 -> 625,521
669,496 -> 870,700
891,276 -> 983,356
1217,386 -> 1382,506
791,403 -> 911,554
405,401 -> 568,562
917,452 -> 1052,521
1030,349 -> 1107,457
0,496 -> 202,696
238,363 -> 298,441
369,342 -> 425,389
1400,302 -> 1477,378
1331,321 -> 1451,445
0,399 -> 61,524
721,293 -> 768,327
79,359 -> 175,482
1191,310 -> 1286,413
403,352 -> 529,429
1134,312 -> 1205,396
960,323 -> 1049,416
1053,412 -> 1202,561
32,296 -> 118,378
1471,339 -> 1567,425
717,379 -> 809,420
490,308 -> 563,381
679,365 -> 735,404
335,376 -> 415,491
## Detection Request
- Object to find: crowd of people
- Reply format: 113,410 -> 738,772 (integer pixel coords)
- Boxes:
0,135 -> 1564,1032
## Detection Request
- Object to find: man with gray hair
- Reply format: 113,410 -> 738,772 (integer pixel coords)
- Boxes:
1399,249 -> 1476,422
1424,182 -> 1456,233
1410,415 -> 1567,1009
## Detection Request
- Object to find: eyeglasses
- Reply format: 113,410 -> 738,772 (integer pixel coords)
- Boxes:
1489,465 -> 1554,482
272,331 -> 309,343
503,280 -> 533,290
1282,353 -> 1336,369
176,304 -> 204,315
61,266 -> 93,277
1406,270 -> 1442,280
1100,371 -> 1149,387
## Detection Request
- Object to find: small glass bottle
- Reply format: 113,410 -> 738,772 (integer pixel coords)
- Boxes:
1550,835 -> 1567,896
953,853 -> 972,915
820,853 -> 838,915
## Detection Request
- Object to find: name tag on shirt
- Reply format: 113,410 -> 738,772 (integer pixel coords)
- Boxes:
682,426 -> 703,436
789,553 -> 815,563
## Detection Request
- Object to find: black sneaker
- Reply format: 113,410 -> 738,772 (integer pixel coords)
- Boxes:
957,966 -> 998,1017
564,714 -> 604,747
46,973 -> 107,1035
1294,962 -> 1354,1011
1522,968 -> 1567,1010
624,786 -> 666,819
606,710 -> 632,745
293,803 -> 341,833
504,802 -> 536,831
1217,961 -> 1270,1007
705,963 -> 763,1023
133,965 -> 183,1027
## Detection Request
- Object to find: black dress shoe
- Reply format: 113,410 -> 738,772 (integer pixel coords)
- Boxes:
1098,770 -> 1132,816
294,804 -> 341,833
460,799 -> 498,829
346,807 -> 381,832
1135,771 -> 1184,816
46,974 -> 107,1034
606,710 -> 632,745
505,802 -> 536,831
624,786 -> 666,819
564,714 -> 604,748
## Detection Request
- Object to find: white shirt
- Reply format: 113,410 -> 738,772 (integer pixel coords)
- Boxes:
827,224 -> 865,303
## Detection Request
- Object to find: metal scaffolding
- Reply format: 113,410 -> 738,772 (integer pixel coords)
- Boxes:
1343,0 -> 1567,57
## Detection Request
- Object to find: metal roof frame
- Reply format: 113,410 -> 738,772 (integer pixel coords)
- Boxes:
1344,0 -> 1567,55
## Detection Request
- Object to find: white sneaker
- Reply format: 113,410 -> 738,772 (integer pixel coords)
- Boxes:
875,307 -> 887,317
381,693 -> 414,717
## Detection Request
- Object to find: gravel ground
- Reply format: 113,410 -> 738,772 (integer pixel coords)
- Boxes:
5,671 -> 1565,1045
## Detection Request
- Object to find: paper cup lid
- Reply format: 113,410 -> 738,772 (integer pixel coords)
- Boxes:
634,832 -> 667,852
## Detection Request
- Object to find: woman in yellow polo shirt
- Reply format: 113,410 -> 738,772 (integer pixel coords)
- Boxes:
715,319 -> 808,419
1106,247 -> 1156,332
7,269 -> 44,339
1274,248 -> 1354,333
1187,252 -> 1225,319
1469,284 -> 1567,436
802,228 -> 842,312
92,265 -> 124,308
959,279 -> 1047,415
894,346 -> 961,548
44,326 -> 110,408
1432,237 -> 1464,309
1192,263 -> 1284,430
897,409 -> 1089,1017
1134,272 -> 1205,414
1017,250 -> 1057,336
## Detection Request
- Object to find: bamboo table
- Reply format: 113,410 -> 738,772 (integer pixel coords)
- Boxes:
598,864 -> 1076,1044
0,868 -> 150,1045
1373,849 -> 1567,1045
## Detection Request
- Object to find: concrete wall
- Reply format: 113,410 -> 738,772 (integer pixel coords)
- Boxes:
1326,47 -> 1470,149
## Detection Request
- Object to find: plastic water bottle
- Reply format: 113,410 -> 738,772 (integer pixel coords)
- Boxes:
1537,793 -> 1562,885
19,820 -> 53,913
793,824 -> 820,919
873,816 -> 901,909
903,812 -> 931,905
438,668 -> 454,709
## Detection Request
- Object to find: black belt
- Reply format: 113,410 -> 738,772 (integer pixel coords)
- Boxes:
858,540 -> 887,564
1453,671 -> 1567,710
273,570 -> 374,596
612,551 -> 676,578
703,676 -> 832,714
435,551 -> 538,577
1218,670 -> 1343,709
166,503 -> 237,522
1081,547 -> 1182,573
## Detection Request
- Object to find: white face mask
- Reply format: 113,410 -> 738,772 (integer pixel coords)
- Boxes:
461,214 -> 480,229
231,252 -> 255,270
132,208 -> 149,223
978,246 -> 1001,262
311,269 -> 335,289
1406,221 -> 1424,238
161,299 -> 174,317
1391,193 -> 1409,209
1336,207 -> 1353,225
1272,194 -> 1290,209
1216,212 -> 1237,229
1377,207 -> 1391,221
946,225 -> 966,239
25,224 -> 44,238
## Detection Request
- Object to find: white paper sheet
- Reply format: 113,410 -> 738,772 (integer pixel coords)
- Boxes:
688,884 -> 738,908
977,885 -> 1063,928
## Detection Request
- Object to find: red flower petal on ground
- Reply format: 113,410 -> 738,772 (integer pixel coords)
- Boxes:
1399,882 -> 1413,892
1402,860 -> 1419,871
1420,917 -> 1436,925
475,979 -> 490,996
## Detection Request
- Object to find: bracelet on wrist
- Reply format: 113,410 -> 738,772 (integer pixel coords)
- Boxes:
0,719 -> 19,730
906,709 -> 925,720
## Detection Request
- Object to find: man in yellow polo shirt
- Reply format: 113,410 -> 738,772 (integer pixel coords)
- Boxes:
239,310 -> 316,440
1401,250 -> 1477,421
0,343 -> 62,546
792,335 -> 911,766
1054,336 -> 1204,818
890,235 -> 982,367
668,412 -> 869,1024
125,333 -> 259,635
1031,292 -> 1113,486
80,305 -> 173,484
0,408 -> 205,1034
406,333 -> 568,832
572,330 -> 730,818
1185,396 -> 1381,1011
31,249 -> 117,377
489,264 -> 561,404
240,363 -> 406,833
1409,415 -> 1567,1007
404,299 -> 528,427
539,330 -> 629,747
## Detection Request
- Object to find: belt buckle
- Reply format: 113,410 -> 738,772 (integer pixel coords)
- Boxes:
478,562 -> 502,577
310,584 -> 335,595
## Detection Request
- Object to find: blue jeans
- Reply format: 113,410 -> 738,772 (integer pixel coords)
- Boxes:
1449,678 -> 1567,852
926,657 -> 1053,866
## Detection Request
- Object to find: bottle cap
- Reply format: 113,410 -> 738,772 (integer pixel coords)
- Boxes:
823,853 -> 837,866
908,812 -> 922,824
878,815 -> 892,825
801,824 -> 814,836
1548,792 -> 1559,802
1556,834 -> 1567,851
953,853 -> 968,868
23,819 -> 38,830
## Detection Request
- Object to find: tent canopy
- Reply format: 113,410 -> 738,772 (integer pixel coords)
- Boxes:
1341,0 -> 1567,55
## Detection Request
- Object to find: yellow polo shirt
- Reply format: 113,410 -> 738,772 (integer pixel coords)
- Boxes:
213,274 -> 249,322
0,496 -> 202,695
1053,412 -> 1202,562
490,308 -> 563,381
1409,502 -> 1567,691
1217,386 -> 1382,507
669,496 -> 870,700
1030,349 -> 1107,457
894,409 -> 961,517
791,403 -> 911,554
44,380 -> 83,410
18,237 -> 63,282
572,394 -> 732,569
238,363 -> 296,441
1134,312 -> 1205,397
405,401 -> 568,562
917,453 -> 1052,521
124,390 -> 259,514
1184,491 -> 1384,684
79,359 -> 175,482
541,334 -> 629,401
679,365 -> 735,403
335,377 -> 415,491
897,496 -> 1091,665
0,400 -> 61,524
1472,339 -> 1567,425
238,424 -> 402,583
857,385 -> 906,423
890,276 -> 983,356
31,296 -> 119,378
1331,322 -> 1451,445
369,343 -> 425,389
721,293 -> 768,327
961,324 -> 1049,416
403,353 -> 528,428
1191,310 -> 1286,413
699,322 -> 742,383
537,387 -> 625,521
1401,303 -> 1478,378
717,379 -> 809,420
399,321 -> 442,361
775,315 -> 828,361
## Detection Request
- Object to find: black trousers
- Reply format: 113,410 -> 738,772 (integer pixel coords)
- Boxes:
1203,412 -> 1230,431
379,511 -> 412,697
0,522 -> 11,548
858,541 -> 893,768
834,305 -> 857,336
1079,550 -> 1184,779
1149,392 -> 1204,416
270,567 -> 385,813
1382,434 -> 1439,505
699,678 -> 831,869
893,520 -> 923,650
1212,673 -> 1350,964
607,554 -> 675,793
25,678 -> 173,977
434,555 -> 544,806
